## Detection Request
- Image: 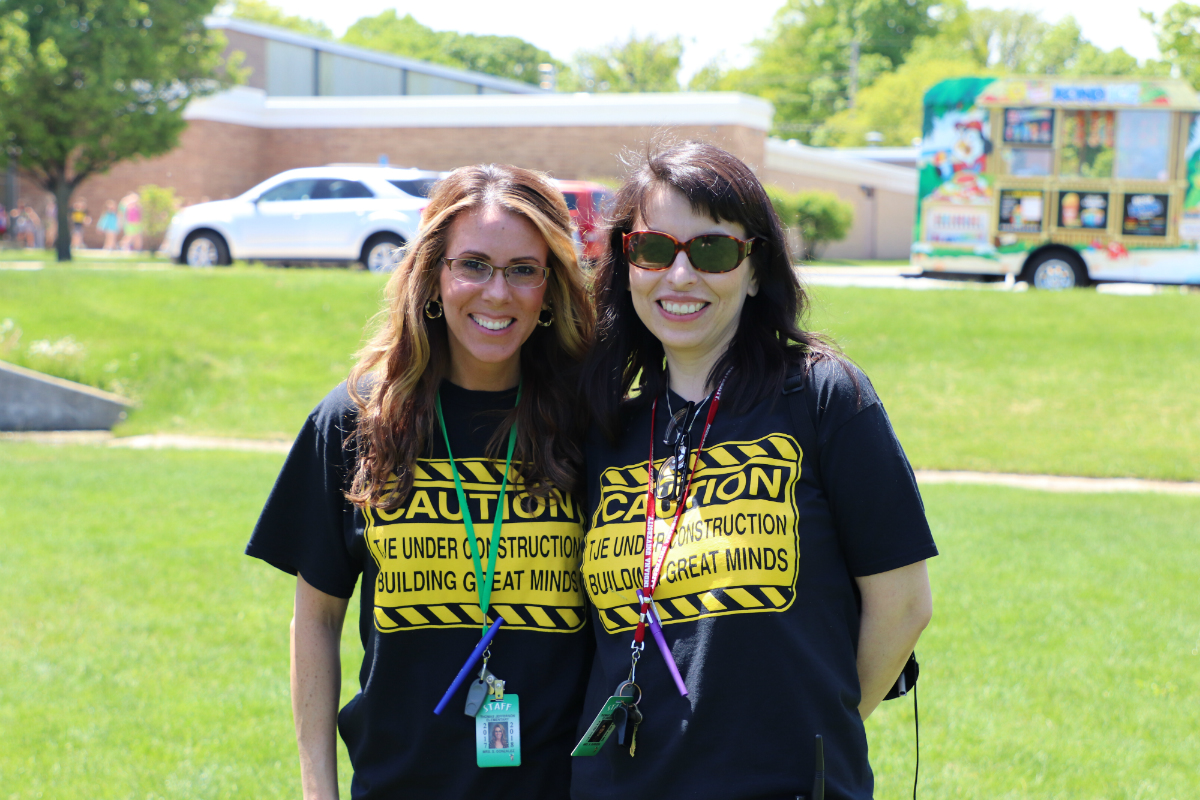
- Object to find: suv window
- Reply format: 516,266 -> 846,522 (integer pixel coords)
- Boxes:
388,178 -> 437,198
319,179 -> 374,200
259,179 -> 321,202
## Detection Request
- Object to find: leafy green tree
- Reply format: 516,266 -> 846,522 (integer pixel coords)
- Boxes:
223,0 -> 331,39
0,0 -> 235,261
723,0 -> 942,139
816,7 -> 1167,146
766,185 -> 854,260
563,34 -> 683,92
1144,3 -> 1200,88
341,10 -> 562,87
815,46 -> 987,145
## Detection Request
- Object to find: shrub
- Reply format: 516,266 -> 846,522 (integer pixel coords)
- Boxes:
138,184 -> 180,238
766,185 -> 854,260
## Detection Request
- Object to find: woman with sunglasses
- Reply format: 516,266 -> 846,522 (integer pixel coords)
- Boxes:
247,164 -> 595,799
575,142 -> 936,799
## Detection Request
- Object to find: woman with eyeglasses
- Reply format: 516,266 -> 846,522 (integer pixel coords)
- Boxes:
247,164 -> 595,799
574,142 -> 937,799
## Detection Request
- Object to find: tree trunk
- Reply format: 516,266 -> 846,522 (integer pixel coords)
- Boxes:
52,179 -> 74,262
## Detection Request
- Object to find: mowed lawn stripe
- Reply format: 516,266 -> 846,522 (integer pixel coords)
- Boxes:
2,446 -> 1197,798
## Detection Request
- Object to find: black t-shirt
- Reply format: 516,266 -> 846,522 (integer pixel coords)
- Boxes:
572,360 -> 937,800
247,381 -> 592,799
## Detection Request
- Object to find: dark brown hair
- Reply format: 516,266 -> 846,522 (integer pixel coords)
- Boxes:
581,140 -> 842,438
346,164 -> 595,510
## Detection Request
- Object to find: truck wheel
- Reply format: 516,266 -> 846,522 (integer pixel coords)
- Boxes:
184,231 -> 230,267
362,233 -> 405,273
1022,251 -> 1088,290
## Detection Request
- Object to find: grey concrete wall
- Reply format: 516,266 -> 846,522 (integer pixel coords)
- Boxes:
0,361 -> 133,431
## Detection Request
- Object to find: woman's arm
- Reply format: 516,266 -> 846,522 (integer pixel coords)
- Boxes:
854,560 -> 933,720
292,573 -> 350,800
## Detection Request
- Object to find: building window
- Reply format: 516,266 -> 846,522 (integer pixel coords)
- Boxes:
406,72 -> 480,96
266,41 -> 316,96
318,54 -> 402,97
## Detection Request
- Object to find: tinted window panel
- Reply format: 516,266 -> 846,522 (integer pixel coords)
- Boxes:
389,179 -> 438,198
259,180 -> 320,202
325,180 -> 374,199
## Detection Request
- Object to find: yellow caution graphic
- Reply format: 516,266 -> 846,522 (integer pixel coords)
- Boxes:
366,457 -> 587,633
584,434 -> 802,633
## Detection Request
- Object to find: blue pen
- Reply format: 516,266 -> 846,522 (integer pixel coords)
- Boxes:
433,616 -> 506,715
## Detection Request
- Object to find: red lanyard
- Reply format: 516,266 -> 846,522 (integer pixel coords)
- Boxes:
633,372 -> 728,648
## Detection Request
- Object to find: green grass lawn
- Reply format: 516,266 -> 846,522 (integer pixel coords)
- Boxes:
3,264 -> 1199,479
0,266 -> 385,439
1,445 -> 1196,798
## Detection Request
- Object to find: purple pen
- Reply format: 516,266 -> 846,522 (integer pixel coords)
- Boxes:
639,592 -> 688,697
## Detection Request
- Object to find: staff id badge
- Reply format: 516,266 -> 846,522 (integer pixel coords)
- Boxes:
570,695 -> 627,757
475,696 -> 521,767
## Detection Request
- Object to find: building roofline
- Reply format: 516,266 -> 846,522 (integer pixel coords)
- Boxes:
206,15 -> 547,95
183,86 -> 775,131
764,139 -> 916,195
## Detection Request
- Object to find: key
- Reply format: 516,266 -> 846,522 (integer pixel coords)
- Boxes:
612,703 -> 629,745
628,705 -> 643,757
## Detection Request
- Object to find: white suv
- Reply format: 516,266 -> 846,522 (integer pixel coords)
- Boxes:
164,166 -> 435,271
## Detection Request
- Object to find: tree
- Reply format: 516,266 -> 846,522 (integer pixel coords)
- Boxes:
1144,3 -> 1200,88
815,48 -> 987,145
223,0 -> 331,39
721,0 -> 943,139
816,8 -> 1168,146
0,1 -> 235,261
341,10 -> 562,87
563,34 -> 683,93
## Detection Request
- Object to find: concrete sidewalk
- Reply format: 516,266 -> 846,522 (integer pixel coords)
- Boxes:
5,431 -> 1199,496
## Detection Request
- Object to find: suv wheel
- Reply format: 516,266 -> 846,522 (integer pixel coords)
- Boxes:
184,232 -> 230,267
362,234 -> 405,273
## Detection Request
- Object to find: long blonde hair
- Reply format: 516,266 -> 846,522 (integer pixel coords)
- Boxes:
346,164 -> 594,510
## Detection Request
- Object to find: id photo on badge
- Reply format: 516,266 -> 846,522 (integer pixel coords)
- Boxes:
475,697 -> 521,767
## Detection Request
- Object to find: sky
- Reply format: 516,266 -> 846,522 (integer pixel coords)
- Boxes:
268,0 -> 1178,83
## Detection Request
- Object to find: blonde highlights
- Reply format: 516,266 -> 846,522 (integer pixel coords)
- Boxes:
346,164 -> 594,510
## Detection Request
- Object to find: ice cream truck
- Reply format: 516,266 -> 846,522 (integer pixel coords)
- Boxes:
911,77 -> 1200,288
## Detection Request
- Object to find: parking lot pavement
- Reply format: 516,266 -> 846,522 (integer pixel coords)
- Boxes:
796,264 -> 1011,290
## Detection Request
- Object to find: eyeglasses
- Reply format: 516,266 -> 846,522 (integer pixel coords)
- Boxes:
623,231 -> 756,273
442,257 -> 548,288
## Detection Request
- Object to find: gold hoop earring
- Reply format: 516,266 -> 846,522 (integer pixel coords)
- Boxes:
537,306 -> 553,327
424,298 -> 443,319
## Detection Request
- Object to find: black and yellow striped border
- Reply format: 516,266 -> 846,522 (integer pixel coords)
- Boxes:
374,602 -> 586,633
596,584 -> 795,633
597,435 -> 802,492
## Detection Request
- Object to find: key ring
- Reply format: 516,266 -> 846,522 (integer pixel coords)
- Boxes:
615,680 -> 642,706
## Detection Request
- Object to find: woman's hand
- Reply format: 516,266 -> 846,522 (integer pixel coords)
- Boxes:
292,574 -> 350,800
854,560 -> 933,720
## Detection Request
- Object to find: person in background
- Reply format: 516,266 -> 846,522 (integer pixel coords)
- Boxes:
97,200 -> 120,251
575,141 -> 936,800
44,198 -> 57,250
119,192 -> 142,252
70,199 -> 91,249
0,205 -> 8,239
14,203 -> 39,249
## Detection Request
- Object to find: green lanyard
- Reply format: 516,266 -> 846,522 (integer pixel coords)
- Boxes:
434,383 -> 521,633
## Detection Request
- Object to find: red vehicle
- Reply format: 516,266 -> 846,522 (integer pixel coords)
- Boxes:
555,180 -> 614,262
